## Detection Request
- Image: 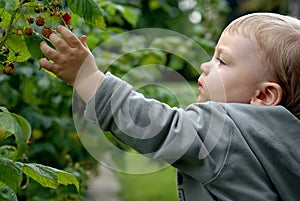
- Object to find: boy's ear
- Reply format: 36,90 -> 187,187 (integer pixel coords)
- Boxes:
250,82 -> 283,106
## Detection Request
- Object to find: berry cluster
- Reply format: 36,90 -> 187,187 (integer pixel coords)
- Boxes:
0,0 -> 72,75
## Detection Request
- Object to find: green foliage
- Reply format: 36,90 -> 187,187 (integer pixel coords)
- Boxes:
67,0 -> 106,30
0,106 -> 31,160
0,107 -> 79,201
118,166 -> 178,201
0,0 -> 106,74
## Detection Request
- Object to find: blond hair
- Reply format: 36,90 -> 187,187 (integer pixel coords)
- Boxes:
224,13 -> 300,119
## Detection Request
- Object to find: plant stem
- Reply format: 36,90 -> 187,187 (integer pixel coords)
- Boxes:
0,0 -> 26,48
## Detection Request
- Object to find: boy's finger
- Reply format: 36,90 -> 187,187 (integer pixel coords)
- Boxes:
40,41 -> 61,62
39,58 -> 58,73
80,35 -> 88,48
48,32 -> 69,52
56,25 -> 81,48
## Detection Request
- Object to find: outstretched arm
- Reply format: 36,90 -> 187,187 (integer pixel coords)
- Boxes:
39,25 -> 104,102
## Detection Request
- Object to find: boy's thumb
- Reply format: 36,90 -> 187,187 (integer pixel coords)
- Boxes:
80,35 -> 88,48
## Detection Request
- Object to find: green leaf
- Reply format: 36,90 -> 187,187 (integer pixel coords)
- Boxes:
115,5 -> 140,27
0,185 -> 18,201
66,0 -> 106,31
57,171 -> 79,192
23,163 -> 57,189
0,158 -> 23,192
11,113 -> 31,142
0,0 -> 5,8
0,9 -> 11,26
23,163 -> 79,192
6,35 -> 31,63
3,0 -> 17,13
0,145 -> 17,159
0,107 -> 31,160
25,33 -> 44,60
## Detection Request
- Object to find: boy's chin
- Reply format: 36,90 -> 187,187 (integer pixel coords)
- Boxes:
197,96 -> 209,103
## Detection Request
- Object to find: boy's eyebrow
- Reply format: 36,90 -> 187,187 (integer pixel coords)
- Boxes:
215,46 -> 233,59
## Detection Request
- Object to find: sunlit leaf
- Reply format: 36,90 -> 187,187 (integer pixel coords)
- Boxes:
57,171 -> 79,192
6,35 -> 31,63
66,0 -> 106,30
23,164 -> 58,189
23,163 -> 79,192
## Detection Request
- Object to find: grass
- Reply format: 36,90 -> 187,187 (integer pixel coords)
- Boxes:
118,166 -> 178,201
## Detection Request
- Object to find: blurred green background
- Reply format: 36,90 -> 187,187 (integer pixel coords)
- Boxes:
0,0 -> 298,200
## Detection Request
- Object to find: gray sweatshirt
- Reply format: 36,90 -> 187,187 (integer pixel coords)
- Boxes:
85,73 -> 300,201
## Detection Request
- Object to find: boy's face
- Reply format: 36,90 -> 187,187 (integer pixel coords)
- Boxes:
197,32 -> 266,103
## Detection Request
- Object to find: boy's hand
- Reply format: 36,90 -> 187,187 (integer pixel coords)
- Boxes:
39,25 -> 95,85
39,25 -> 104,102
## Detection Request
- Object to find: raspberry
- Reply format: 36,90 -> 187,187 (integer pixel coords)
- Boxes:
3,66 -> 14,75
25,27 -> 33,36
42,27 -> 53,38
62,12 -> 71,25
35,16 -> 45,26
8,62 -> 15,69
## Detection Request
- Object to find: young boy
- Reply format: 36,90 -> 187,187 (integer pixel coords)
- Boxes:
39,13 -> 300,200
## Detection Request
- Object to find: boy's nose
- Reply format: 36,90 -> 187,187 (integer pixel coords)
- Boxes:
200,62 -> 210,75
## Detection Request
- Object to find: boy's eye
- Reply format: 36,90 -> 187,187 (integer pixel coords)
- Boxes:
217,58 -> 226,66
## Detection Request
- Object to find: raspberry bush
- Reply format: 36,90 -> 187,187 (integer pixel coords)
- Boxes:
0,0 -> 106,200
0,0 -> 106,75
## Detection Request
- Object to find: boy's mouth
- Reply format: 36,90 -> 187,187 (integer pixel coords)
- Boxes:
198,80 -> 204,93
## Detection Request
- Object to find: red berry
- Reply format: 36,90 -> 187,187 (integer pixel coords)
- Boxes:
3,66 -> 14,75
8,62 -> 15,69
62,12 -> 71,25
25,27 -> 33,36
42,27 -> 53,38
35,16 -> 45,26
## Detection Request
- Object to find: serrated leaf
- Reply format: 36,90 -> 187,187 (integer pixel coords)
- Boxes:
23,163 -> 79,191
6,35 -> 31,63
66,0 -> 106,31
0,185 -> 18,201
23,163 -> 57,189
57,171 -> 79,192
0,158 -> 23,192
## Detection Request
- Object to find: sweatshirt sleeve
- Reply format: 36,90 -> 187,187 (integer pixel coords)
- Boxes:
85,73 -> 232,183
